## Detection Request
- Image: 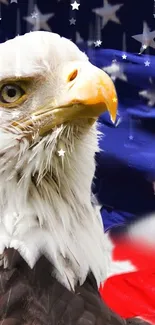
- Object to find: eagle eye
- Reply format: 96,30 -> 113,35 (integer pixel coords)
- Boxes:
0,83 -> 25,104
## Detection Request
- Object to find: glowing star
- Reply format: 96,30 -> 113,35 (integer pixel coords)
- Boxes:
112,97 -> 117,102
71,1 -> 80,10
94,40 -> 102,47
144,60 -> 150,67
23,5 -> 54,32
132,22 -> 155,53
122,54 -> 127,59
0,0 -> 8,4
103,61 -> 127,82
92,0 -> 123,28
12,111 -> 20,118
31,11 -> 38,19
139,88 -> 155,106
69,18 -> 76,25
57,149 -> 65,157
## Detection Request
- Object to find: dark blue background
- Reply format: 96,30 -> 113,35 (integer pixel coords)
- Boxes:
2,0 -> 155,55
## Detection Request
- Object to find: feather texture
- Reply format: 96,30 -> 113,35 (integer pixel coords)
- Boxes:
0,251 -> 150,325
0,120 -> 109,290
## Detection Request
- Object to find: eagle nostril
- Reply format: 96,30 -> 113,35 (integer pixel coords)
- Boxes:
68,69 -> 78,82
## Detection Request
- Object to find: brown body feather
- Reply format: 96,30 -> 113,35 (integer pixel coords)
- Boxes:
0,249 -> 150,325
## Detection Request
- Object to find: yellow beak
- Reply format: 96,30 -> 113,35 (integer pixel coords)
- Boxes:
12,61 -> 118,137
53,61 -> 117,125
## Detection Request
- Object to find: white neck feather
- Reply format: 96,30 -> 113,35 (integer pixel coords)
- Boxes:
0,121 -> 108,290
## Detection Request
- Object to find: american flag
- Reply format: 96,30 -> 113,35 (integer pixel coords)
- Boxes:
0,0 -> 154,55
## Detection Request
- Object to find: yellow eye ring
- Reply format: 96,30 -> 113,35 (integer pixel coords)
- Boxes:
0,83 -> 25,105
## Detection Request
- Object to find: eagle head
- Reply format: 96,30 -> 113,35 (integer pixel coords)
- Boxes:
0,31 -> 117,290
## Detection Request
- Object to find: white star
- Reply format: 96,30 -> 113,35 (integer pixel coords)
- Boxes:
12,111 -> 20,118
139,88 -> 155,106
57,149 -> 65,157
144,60 -> 150,66
94,40 -> 102,47
0,0 -> 8,4
71,1 -> 80,10
122,54 -> 127,59
132,22 -> 155,53
112,97 -> 117,102
92,0 -> 123,28
31,11 -> 38,19
69,17 -> 76,25
10,0 -> 17,3
103,61 -> 127,82
23,5 -> 54,32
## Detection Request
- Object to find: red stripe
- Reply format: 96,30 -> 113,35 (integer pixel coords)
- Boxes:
99,239 -> 155,324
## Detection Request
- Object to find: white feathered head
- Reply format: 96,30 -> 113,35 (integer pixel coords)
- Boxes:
0,31 -> 117,289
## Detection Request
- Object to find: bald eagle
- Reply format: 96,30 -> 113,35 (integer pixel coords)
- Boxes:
0,31 -> 148,324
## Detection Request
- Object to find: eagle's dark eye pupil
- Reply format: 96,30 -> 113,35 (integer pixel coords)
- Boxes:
0,84 -> 24,104
7,88 -> 16,97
